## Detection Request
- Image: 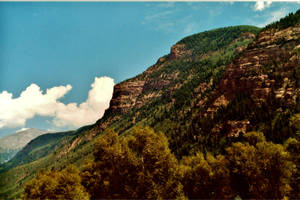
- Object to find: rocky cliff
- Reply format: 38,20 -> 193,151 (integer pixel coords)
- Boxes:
203,25 -> 300,138
92,26 -> 259,135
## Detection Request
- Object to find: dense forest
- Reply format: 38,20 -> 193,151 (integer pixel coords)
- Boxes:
23,127 -> 299,199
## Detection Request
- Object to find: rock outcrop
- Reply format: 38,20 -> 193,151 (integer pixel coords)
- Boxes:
169,44 -> 191,60
108,79 -> 145,114
204,25 -> 300,137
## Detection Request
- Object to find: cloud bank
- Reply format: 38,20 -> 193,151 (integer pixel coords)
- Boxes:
0,77 -> 114,129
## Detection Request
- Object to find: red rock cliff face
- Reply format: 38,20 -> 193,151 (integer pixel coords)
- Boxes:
92,43 -> 194,134
102,43 -> 191,117
204,26 -> 300,136
208,26 -> 300,111
169,44 -> 191,60
108,79 -> 145,114
95,27 -> 300,137
93,32 -> 259,133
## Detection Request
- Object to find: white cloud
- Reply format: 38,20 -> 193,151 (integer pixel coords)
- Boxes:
16,127 -> 29,133
142,9 -> 177,33
0,76 -> 114,129
52,77 -> 114,127
143,10 -> 174,23
254,0 -> 272,11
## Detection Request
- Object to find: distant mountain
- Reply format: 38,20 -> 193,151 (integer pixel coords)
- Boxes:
0,130 -> 78,170
0,128 -> 47,164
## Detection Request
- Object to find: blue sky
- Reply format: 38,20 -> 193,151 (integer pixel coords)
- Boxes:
1,1 -> 300,137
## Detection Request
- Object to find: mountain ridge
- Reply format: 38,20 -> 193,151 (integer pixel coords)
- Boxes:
0,128 -> 47,164
0,128 -> 46,149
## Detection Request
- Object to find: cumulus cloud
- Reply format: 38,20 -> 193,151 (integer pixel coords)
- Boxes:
254,0 -> 272,11
52,77 -> 114,127
0,76 -> 114,129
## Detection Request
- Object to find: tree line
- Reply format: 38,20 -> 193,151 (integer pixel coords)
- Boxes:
23,126 -> 299,199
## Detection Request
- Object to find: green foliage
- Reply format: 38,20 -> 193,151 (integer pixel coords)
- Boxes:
243,131 -> 266,145
285,138 -> 300,198
209,92 -> 298,147
178,25 -> 260,55
0,131 -> 76,172
226,137 -> 294,199
0,130 -> 94,199
0,148 -> 19,164
181,153 -> 233,199
211,93 -> 255,127
23,165 -> 89,200
81,127 -> 185,199
289,113 -> 300,139
142,26 -> 259,127
20,129 -> 299,199
264,10 -> 300,31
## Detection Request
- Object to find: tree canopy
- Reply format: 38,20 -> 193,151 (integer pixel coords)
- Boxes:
22,128 -> 299,199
